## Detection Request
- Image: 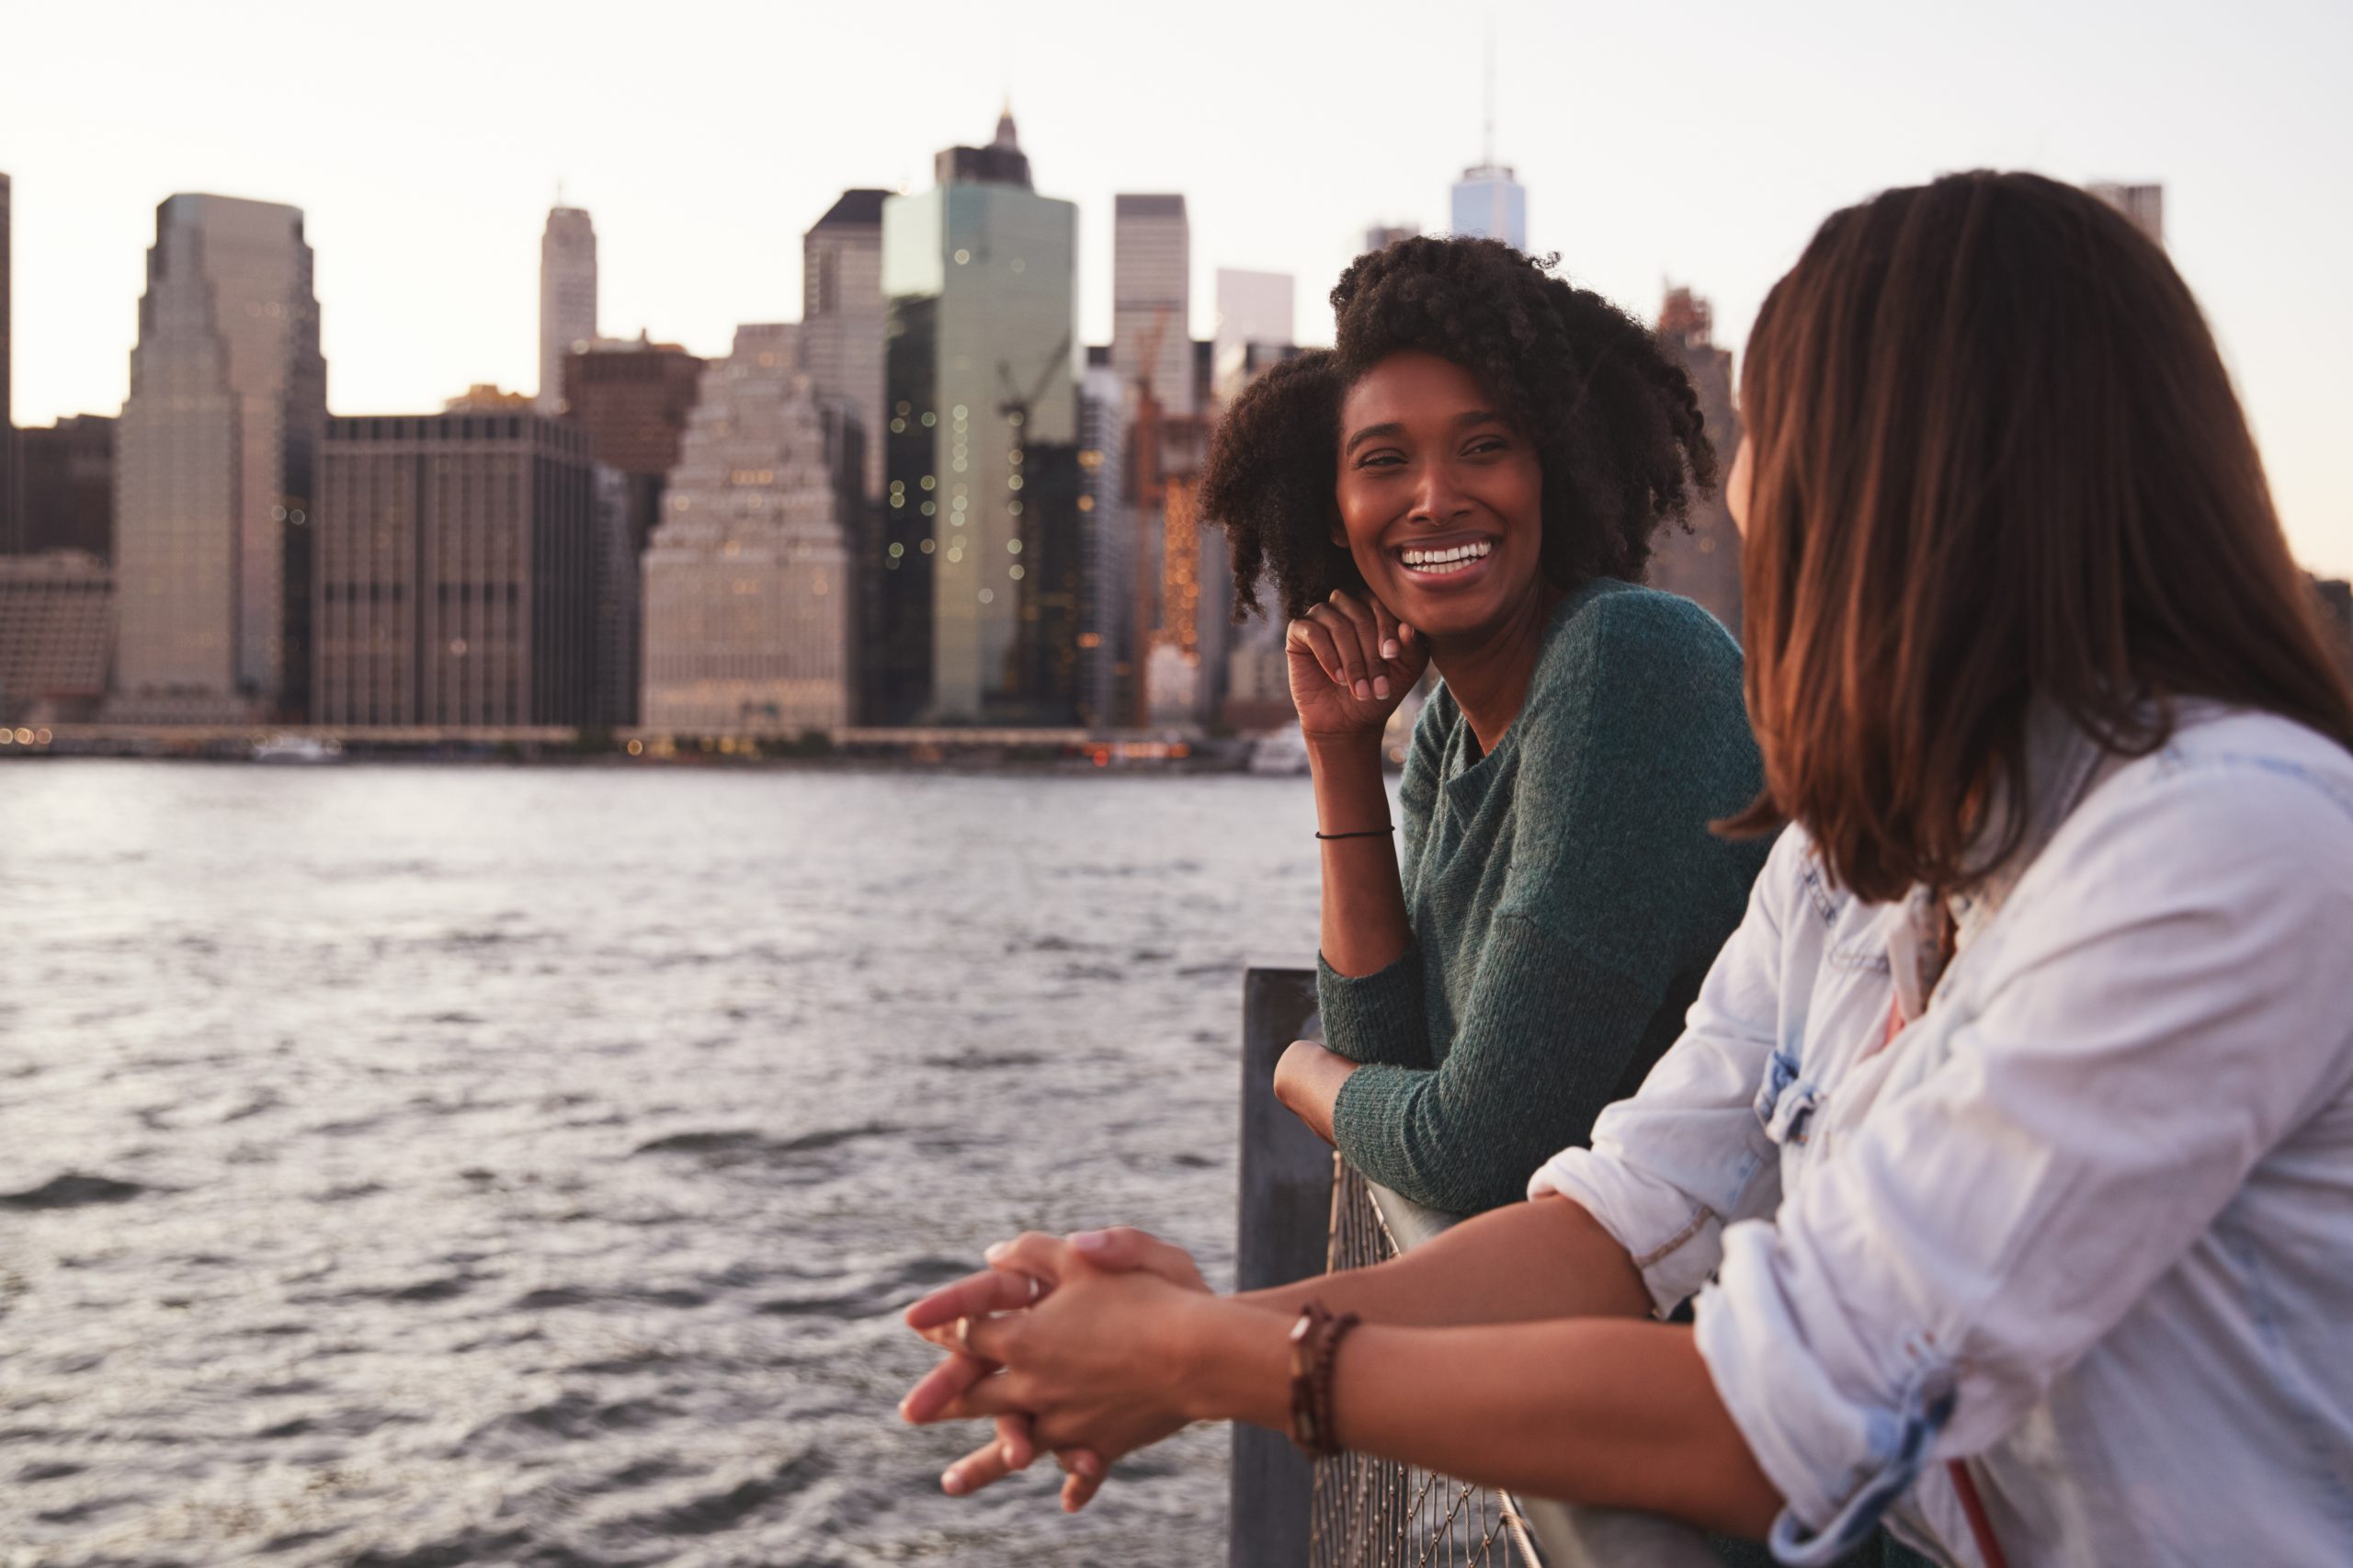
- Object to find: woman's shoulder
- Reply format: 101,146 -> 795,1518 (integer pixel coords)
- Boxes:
1536,580 -> 1742,698
1520,579 -> 1750,750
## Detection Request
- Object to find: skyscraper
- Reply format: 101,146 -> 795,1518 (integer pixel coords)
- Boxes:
1364,222 -> 1420,255
560,333 -> 705,550
802,188 -> 889,503
872,109 -> 1079,724
1112,194 -> 1194,416
313,409 -> 597,726
111,193 -> 327,722
641,324 -> 853,736
1451,163 -> 1527,250
540,206 -> 597,413
2087,182 -> 2165,247
1647,286 -> 1743,635
1075,352 -> 1132,728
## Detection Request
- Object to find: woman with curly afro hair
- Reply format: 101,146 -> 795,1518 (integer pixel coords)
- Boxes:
1198,236 -> 1771,1216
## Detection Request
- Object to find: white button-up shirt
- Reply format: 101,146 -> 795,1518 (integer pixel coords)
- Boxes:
1530,707 -> 2353,1566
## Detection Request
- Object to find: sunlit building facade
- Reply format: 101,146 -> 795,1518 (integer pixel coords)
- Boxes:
539,206 -> 597,413
313,410 -> 597,727
641,324 -> 852,736
1211,268 -> 1294,408
111,193 -> 327,722
872,110 -> 1078,724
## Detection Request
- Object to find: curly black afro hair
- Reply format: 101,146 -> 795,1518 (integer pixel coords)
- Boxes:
1199,235 -> 1715,622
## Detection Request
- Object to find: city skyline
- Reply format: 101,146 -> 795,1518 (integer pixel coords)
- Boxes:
3,0 -> 2349,573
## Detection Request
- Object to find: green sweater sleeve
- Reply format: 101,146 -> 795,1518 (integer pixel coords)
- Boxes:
1314,688 -> 1449,1069
1329,594 -> 1767,1213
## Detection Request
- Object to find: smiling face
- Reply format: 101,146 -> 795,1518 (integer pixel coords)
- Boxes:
1333,350 -> 1547,640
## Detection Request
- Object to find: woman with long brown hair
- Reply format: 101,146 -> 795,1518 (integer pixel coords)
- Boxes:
896,172 -> 2353,1566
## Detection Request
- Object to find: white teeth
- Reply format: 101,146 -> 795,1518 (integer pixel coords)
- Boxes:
1400,540 -> 1493,571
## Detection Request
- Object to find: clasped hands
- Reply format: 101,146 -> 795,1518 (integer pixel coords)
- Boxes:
896,1225 -> 1222,1512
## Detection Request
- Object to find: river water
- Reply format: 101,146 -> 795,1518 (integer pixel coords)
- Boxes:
0,760 -> 1330,1567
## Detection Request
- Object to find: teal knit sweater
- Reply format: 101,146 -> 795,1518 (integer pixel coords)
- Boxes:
1320,578 -> 1769,1214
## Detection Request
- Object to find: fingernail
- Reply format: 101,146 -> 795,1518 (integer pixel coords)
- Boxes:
1002,1443 -> 1020,1466
1381,640 -> 1400,658
984,1242 -> 1007,1263
1076,1453 -> 1103,1480
1070,1229 -> 1109,1252
1354,679 -> 1371,700
941,1470 -> 965,1495
1374,677 -> 1391,699
1399,623 -> 1414,641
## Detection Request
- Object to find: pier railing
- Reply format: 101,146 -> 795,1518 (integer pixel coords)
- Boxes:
1233,967 -> 1722,1568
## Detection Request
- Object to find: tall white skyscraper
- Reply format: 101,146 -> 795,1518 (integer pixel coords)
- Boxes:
1112,194 -> 1193,416
111,193 -> 326,721
1451,164 -> 1527,251
539,206 -> 597,413
641,324 -> 852,735
801,189 -> 889,502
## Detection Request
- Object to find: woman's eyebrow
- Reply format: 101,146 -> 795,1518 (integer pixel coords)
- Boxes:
1455,410 -> 1507,429
1343,421 -> 1405,457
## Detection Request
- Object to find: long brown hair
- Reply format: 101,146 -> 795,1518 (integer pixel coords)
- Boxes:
1729,171 -> 2353,902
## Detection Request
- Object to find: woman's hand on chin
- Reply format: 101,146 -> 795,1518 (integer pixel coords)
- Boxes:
1288,589 -> 1427,745
901,1230 -> 1213,1509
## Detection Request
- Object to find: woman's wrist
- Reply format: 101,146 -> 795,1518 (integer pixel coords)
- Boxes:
1167,1294 -> 1294,1427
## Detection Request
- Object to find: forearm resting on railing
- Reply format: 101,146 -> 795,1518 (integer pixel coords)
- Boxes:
1176,1305 -> 1781,1540
1237,1194 -> 1651,1326
1312,735 -> 1414,977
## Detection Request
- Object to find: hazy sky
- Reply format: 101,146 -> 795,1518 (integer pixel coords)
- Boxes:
7,0 -> 2350,570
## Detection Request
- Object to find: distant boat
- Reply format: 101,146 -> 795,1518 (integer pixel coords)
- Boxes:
1247,729 -> 1312,776
252,733 -> 343,765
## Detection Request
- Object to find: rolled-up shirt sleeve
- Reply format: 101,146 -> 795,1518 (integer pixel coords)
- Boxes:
1529,827 -> 1802,1314
1690,767 -> 2353,1564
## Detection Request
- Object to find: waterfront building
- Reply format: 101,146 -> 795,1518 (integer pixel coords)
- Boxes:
641,324 -> 853,736
1076,352 -> 1133,728
0,551 -> 111,723
17,415 -> 115,562
1451,162 -> 1527,250
872,108 -> 1079,724
110,193 -> 327,722
313,409 -> 596,726
1647,287 -> 1743,635
539,206 -> 597,413
802,188 -> 889,502
589,463 -> 637,728
1114,195 -> 1194,417
560,332 -> 704,551
1364,221 -> 1419,255
2087,182 -> 2165,247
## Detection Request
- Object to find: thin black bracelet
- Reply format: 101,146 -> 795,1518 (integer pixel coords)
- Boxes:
1314,825 -> 1394,840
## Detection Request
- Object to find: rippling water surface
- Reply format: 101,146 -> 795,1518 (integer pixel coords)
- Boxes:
0,760 -> 1326,1567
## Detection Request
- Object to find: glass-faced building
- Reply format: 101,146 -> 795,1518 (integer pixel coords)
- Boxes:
872,111 -> 1079,725
1449,163 -> 1528,252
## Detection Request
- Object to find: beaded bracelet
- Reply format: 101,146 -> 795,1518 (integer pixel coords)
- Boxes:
1287,1301 -> 1362,1458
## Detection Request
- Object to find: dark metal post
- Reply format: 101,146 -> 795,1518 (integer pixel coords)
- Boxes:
1231,966 -> 1330,1568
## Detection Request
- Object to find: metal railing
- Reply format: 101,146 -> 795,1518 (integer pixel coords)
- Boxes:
1233,966 -> 1722,1568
